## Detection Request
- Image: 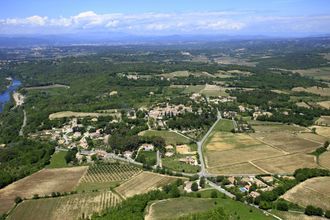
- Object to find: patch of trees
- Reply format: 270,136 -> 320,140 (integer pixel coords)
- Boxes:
65,148 -> 78,164
167,111 -> 217,131
0,138 -> 55,188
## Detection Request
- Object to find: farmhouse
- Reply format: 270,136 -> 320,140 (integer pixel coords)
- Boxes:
141,143 -> 154,151
123,150 -> 133,159
179,156 -> 197,165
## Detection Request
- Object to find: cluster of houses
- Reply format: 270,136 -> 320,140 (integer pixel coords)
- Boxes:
148,103 -> 192,120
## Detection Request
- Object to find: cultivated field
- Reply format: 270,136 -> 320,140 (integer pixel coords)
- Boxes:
317,101 -> 330,109
0,167 -> 87,214
252,153 -> 318,174
49,111 -> 119,120
273,210 -> 326,220
199,84 -> 229,97
292,86 -> 330,96
297,132 -> 328,143
252,124 -> 307,133
296,102 -> 311,108
315,116 -> 330,126
8,191 -> 121,220
115,171 -> 183,198
251,132 -> 320,153
140,130 -> 191,145
77,163 -> 142,191
282,177 -> 330,210
294,67 -> 330,80
319,151 -> 330,169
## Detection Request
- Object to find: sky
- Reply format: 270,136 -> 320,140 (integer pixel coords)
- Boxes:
0,0 -> 330,37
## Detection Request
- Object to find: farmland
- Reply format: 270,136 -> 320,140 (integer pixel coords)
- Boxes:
294,67 -> 330,80
292,86 -> 330,96
204,122 -> 323,175
315,116 -> 330,126
47,151 -> 68,168
8,191 -> 121,220
213,119 -> 234,132
319,151 -> 330,169
317,100 -> 330,109
199,84 -> 229,97
282,177 -> 330,210
49,111 -> 120,120
139,130 -> 191,145
77,163 -> 141,191
0,167 -> 87,214
115,171 -> 184,198
145,196 -> 274,220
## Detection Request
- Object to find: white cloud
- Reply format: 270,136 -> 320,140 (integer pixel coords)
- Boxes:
0,11 -> 329,35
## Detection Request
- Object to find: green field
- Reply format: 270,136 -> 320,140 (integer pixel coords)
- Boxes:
213,119 -> 234,132
182,85 -> 205,94
162,155 -> 200,173
136,151 -> 157,166
47,151 -> 67,168
146,196 -> 275,220
141,130 -> 191,145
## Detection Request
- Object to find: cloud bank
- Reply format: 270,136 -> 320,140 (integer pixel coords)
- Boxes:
0,11 -> 329,36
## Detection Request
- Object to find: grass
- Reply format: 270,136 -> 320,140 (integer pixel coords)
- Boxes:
47,151 -> 67,168
162,155 -> 200,173
75,181 -> 121,192
213,119 -> 234,132
137,151 -> 157,166
146,195 -> 275,220
183,85 -> 205,94
141,130 -> 191,145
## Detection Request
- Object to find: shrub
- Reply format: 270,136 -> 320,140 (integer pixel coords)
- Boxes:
32,194 -> 39,199
259,201 -> 272,210
325,210 -> 330,219
211,191 -> 218,198
191,182 -> 199,192
305,205 -> 323,216
276,200 -> 289,211
14,196 -> 22,204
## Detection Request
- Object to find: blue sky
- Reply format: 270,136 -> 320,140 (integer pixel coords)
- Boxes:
1,0 -> 330,36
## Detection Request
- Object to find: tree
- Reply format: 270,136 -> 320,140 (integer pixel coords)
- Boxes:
14,196 -> 22,204
325,210 -> 330,219
199,177 -> 206,188
305,205 -> 323,216
324,141 -> 329,149
191,182 -> 199,192
259,201 -> 272,210
211,191 -> 218,198
276,200 -> 289,211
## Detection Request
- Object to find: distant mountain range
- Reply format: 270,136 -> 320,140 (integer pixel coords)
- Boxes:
0,33 -> 329,47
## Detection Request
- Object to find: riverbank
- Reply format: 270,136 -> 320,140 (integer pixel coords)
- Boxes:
0,79 -> 22,113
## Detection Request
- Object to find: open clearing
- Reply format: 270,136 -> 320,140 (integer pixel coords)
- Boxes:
8,191 -> 121,220
252,153 -> 318,174
0,167 -> 87,214
282,177 -> 330,210
319,151 -> 330,169
315,116 -> 330,126
115,171 -> 183,198
139,130 -> 191,145
317,100 -> 330,109
251,132 -> 320,153
145,197 -> 273,220
47,151 -> 67,168
200,84 -> 229,97
176,144 -> 196,154
49,111 -> 119,120
294,67 -> 330,80
292,86 -> 330,96
213,119 -> 234,132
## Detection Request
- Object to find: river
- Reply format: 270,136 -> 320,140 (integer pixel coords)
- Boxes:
0,79 -> 22,113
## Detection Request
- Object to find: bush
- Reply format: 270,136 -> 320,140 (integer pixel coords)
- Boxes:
276,200 -> 289,211
259,201 -> 272,210
305,205 -> 323,216
14,196 -> 22,204
325,210 -> 330,219
32,194 -> 39,199
199,177 -> 205,188
191,182 -> 199,192
211,191 -> 218,198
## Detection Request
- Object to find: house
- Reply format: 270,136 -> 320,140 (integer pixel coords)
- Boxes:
250,191 -> 260,198
165,152 -> 174,157
141,143 -> 154,151
165,145 -> 174,150
179,156 -> 197,165
123,150 -> 133,159
79,137 -> 89,149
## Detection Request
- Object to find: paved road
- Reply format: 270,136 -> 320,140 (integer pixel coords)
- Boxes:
197,111 -> 222,177
206,179 -> 235,199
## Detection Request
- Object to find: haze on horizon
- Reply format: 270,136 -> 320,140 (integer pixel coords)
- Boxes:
0,0 -> 330,38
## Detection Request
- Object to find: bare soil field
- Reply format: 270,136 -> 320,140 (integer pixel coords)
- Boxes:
200,84 -> 229,97
207,162 -> 267,175
49,111 -> 118,120
282,177 -> 330,210
274,211 -> 327,220
0,167 -> 87,214
176,144 -> 196,155
8,191 -> 120,220
253,153 -> 318,174
297,132 -> 328,143
292,86 -> 330,96
317,101 -> 330,109
115,171 -> 183,198
251,132 -> 320,153
252,124 -> 307,133
294,67 -> 330,80
296,102 -> 311,108
315,116 -> 330,126
319,151 -> 330,169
